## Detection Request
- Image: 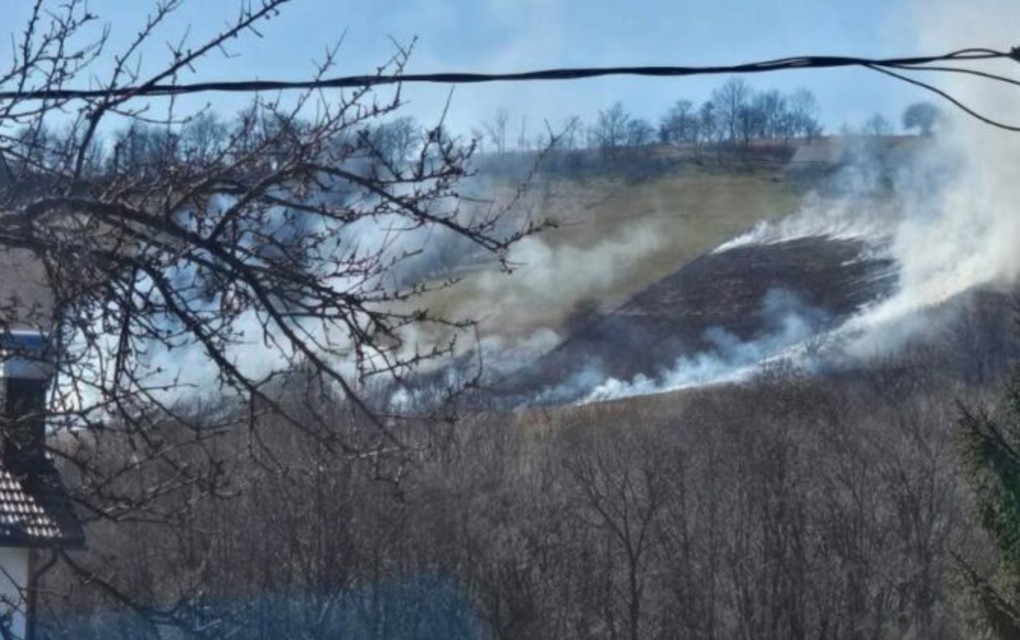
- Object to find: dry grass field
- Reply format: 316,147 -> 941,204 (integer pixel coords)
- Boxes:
420,159 -> 805,340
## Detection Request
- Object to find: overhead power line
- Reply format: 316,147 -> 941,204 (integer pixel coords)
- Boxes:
3,46 -> 1020,130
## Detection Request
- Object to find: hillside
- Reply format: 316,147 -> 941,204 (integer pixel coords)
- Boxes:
405,135 -> 1015,410
494,235 -> 898,403
419,149 -> 808,340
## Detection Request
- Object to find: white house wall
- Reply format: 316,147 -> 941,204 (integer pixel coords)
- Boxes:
0,547 -> 29,640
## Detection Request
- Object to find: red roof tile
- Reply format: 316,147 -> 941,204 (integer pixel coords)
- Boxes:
0,458 -> 83,547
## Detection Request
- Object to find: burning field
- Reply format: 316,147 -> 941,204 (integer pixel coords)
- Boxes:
404,111 -> 1020,411
498,234 -> 899,404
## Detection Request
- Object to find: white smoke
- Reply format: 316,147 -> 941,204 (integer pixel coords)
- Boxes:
470,220 -> 668,332
96,0 -> 1020,413
836,1 -> 1020,353
573,10 -> 1020,404
578,288 -> 828,403
713,193 -> 895,252
715,139 -> 906,252
581,357 -> 756,404
723,0 -> 1020,326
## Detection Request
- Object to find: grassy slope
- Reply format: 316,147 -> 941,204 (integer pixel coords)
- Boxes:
421,159 -> 805,340
559,169 -> 802,304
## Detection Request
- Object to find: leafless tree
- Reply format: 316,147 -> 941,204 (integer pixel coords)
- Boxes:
589,102 -> 632,156
753,89 -> 787,139
0,1 -> 553,631
560,116 -> 584,150
0,4 -> 989,639
516,116 -> 529,151
1,1 -> 551,455
624,118 -> 655,148
34,355 -> 979,638
698,101 -> 722,159
787,88 -> 823,140
862,112 -> 894,137
711,77 -> 753,145
566,426 -> 668,640
484,108 -> 512,154
902,101 -> 942,137
658,99 -> 697,145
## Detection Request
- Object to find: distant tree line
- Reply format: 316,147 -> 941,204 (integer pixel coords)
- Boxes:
8,86 -> 940,182
658,79 -> 824,149
477,77 -> 944,162
6,109 -> 442,185
479,77 -> 826,159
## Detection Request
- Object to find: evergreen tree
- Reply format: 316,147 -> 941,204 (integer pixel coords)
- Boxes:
959,344 -> 1020,638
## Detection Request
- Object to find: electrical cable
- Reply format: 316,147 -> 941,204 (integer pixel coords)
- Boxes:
1,46 -> 1019,130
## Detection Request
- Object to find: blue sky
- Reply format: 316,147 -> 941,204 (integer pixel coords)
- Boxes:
4,0 -> 961,137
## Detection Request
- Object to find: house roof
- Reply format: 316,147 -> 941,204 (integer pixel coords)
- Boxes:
0,163 -> 84,549
0,457 -> 84,548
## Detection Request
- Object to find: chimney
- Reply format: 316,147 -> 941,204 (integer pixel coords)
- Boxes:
1,331 -> 51,474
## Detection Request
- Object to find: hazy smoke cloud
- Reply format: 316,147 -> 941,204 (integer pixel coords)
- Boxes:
474,221 -> 667,325
714,194 -> 894,252
574,289 -> 828,403
836,1 -> 1020,355
570,9 -> 1020,404
432,0 -> 1020,409
105,0 -> 1020,412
